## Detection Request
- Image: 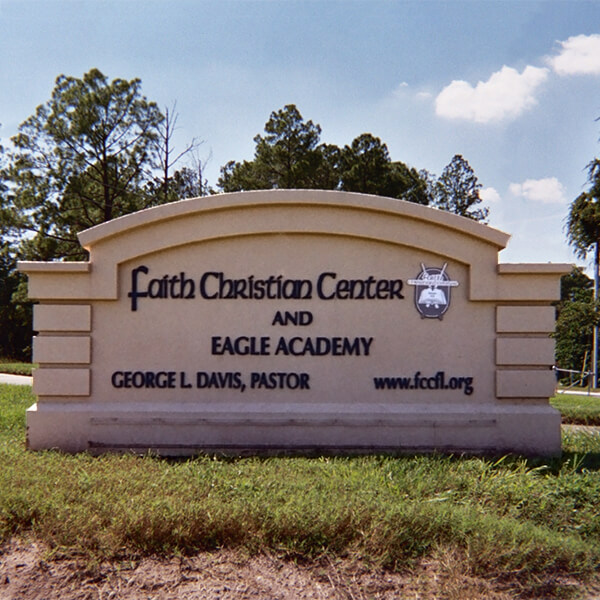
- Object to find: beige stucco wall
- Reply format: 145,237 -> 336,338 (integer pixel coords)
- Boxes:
19,190 -> 570,455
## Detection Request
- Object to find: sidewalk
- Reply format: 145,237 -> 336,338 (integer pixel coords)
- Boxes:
562,424 -> 600,434
556,389 -> 600,397
0,373 -> 33,386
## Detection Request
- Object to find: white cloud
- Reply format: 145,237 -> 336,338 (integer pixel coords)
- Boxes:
548,34 -> 600,76
509,177 -> 567,204
435,65 -> 549,124
480,187 -> 501,204
392,82 -> 410,97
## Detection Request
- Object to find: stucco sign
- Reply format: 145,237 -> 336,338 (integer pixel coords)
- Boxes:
19,190 -> 569,455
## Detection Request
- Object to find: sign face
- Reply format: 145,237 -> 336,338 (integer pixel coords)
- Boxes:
20,190 -> 568,455
92,237 -> 481,408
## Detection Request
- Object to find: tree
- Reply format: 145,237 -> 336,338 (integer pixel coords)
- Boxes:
566,158 -> 600,386
0,243 -> 32,361
554,267 -> 598,381
255,104 -> 325,189
218,159 -> 269,192
311,143 -> 342,191
4,69 -> 168,260
566,159 -> 600,260
339,134 -> 392,195
168,155 -> 211,199
337,133 -> 429,204
218,104 -> 331,191
0,132 -> 31,360
0,133 -> 18,244
0,137 -> 31,358
1,71 -> 198,359
151,103 -> 204,203
433,154 -> 488,221
389,162 -> 430,205
217,105 -> 430,204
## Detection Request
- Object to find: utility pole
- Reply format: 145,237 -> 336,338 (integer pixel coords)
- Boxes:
594,241 -> 599,388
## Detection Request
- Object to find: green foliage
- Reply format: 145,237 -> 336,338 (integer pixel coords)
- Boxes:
217,105 -> 430,204
431,154 -> 488,221
0,71 -> 201,359
551,393 -> 600,425
338,133 -> 429,204
1,384 -> 600,596
561,264 -> 594,302
555,301 -> 597,374
563,155 -> 600,380
217,105 -> 491,215
390,161 -> 430,205
0,384 -> 31,442
566,159 -> 600,260
338,133 -> 395,195
254,104 -> 325,189
0,245 -> 32,361
0,141 -> 9,235
554,267 -> 598,376
218,105 -> 332,192
0,361 -> 34,375
168,165 -> 208,199
4,68 -> 168,261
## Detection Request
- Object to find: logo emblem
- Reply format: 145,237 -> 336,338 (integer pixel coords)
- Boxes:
407,263 -> 459,320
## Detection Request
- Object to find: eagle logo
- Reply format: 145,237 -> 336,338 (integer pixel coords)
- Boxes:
407,263 -> 459,320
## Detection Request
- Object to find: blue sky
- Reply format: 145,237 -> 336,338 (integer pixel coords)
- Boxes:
1,0 -> 600,267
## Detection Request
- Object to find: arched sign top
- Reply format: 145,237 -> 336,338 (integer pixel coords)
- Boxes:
77,190 -> 510,254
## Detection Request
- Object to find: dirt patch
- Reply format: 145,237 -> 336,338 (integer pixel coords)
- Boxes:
0,539 -> 594,600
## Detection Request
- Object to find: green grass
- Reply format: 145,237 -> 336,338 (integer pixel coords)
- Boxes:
1,384 -> 600,597
551,393 -> 600,426
0,360 -> 35,376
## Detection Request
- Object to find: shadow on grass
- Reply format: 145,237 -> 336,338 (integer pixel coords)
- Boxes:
521,451 -> 600,474
146,440 -> 600,476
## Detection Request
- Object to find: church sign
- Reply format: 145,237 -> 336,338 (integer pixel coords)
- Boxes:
19,190 -> 569,455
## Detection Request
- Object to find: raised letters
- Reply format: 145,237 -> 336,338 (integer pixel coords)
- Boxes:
250,372 -> 310,390
128,266 -> 195,311
199,272 -> 313,300
272,310 -> 314,326
316,272 -> 404,300
111,370 -> 177,388
128,266 -> 406,310
196,371 -> 244,390
211,336 -> 271,356
274,336 -> 373,356
209,335 -> 374,356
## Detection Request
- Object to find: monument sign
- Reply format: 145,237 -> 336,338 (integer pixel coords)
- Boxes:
19,190 -> 569,455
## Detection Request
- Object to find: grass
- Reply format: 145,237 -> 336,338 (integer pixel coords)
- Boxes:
0,359 -> 35,376
1,385 -> 600,597
551,393 -> 600,426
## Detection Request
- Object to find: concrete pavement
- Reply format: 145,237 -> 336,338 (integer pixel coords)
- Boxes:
0,373 -> 33,385
556,389 -> 600,397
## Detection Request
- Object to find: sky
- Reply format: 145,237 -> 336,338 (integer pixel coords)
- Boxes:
1,0 -> 600,268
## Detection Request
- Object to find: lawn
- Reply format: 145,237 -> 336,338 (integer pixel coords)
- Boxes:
0,360 -> 35,376
1,384 -> 600,597
552,392 -> 600,426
